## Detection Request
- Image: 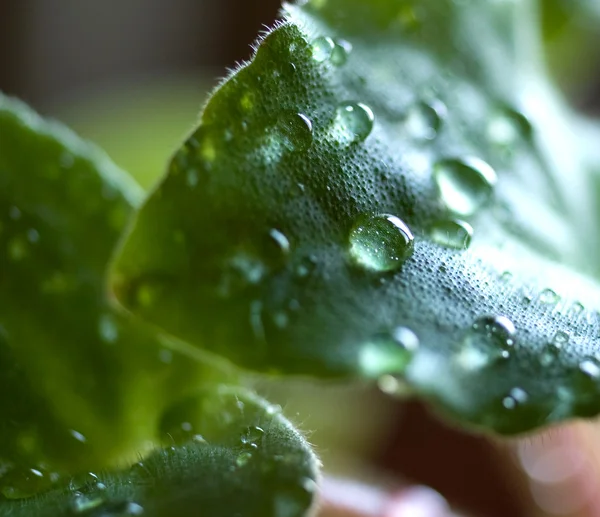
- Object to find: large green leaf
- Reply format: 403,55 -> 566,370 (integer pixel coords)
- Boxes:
112,0 -> 600,435
0,386 -> 319,517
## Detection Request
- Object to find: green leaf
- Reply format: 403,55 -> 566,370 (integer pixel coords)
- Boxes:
0,94 -> 227,476
112,0 -> 600,435
0,386 -> 319,517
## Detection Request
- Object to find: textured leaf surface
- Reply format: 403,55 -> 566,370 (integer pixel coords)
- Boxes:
0,95 -> 228,478
113,0 -> 600,435
0,386 -> 319,517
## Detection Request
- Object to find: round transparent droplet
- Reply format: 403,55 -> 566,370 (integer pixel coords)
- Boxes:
275,112 -> 313,153
335,102 -> 375,143
579,360 -> 600,379
433,157 -> 497,216
311,36 -> 335,62
98,314 -> 119,344
349,214 -> 414,272
330,39 -> 352,65
405,100 -> 447,140
487,108 -> 533,149
502,387 -> 528,410
241,426 -> 265,448
360,326 -> 419,378
459,315 -> 516,370
429,219 -> 473,249
552,331 -> 569,348
0,467 -> 51,500
538,288 -> 559,305
268,229 -> 291,256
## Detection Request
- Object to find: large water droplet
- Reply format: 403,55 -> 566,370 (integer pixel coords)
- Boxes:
311,36 -> 335,62
330,39 -> 352,65
459,315 -> 516,370
487,108 -> 533,149
0,467 -> 51,499
335,102 -> 374,143
405,100 -> 446,140
349,214 -> 414,272
360,326 -> 419,378
275,113 -> 313,153
433,157 -> 497,216
429,219 -> 473,249
538,288 -> 559,305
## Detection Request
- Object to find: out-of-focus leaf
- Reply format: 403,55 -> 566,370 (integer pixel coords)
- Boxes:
0,94 -> 226,478
113,0 -> 600,435
0,386 -> 319,517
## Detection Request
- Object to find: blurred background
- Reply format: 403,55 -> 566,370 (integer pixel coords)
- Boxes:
1,2 -> 600,517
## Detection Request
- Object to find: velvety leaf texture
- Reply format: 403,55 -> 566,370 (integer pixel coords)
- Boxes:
0,95 -> 319,516
113,0 -> 600,435
1,387 -> 319,517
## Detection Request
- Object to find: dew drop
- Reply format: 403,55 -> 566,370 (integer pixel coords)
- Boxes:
429,219 -> 473,249
72,494 -> 105,513
236,451 -> 253,467
69,429 -> 87,444
0,467 -> 50,499
295,255 -> 317,280
241,426 -> 265,448
487,108 -> 533,149
349,214 -> 414,272
275,112 -> 313,153
311,36 -> 335,62
335,102 -> 375,143
460,315 -> 516,369
552,331 -> 569,348
26,228 -> 40,244
433,157 -> 497,216
360,326 -> 419,378
268,229 -> 291,257
579,359 -> 600,379
330,39 -> 352,65
538,288 -> 559,305
89,500 -> 144,516
98,314 -> 119,344
405,100 -> 446,140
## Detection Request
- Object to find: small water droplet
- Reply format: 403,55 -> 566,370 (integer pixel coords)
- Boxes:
538,288 -> 559,305
335,102 -> 374,143
72,494 -> 105,513
186,169 -> 199,188
268,229 -> 291,257
311,36 -> 335,62
429,219 -> 473,249
349,214 -> 414,272
487,108 -> 533,149
274,112 -> 313,153
236,451 -> 253,467
570,302 -> 585,316
405,100 -> 446,140
434,157 -> 497,216
241,426 -> 265,448
330,39 -> 352,65
90,501 -> 144,516
98,314 -> 119,344
69,430 -> 87,444
26,229 -> 39,244
295,255 -> 317,280
0,467 -> 50,499
360,326 -> 419,378
502,387 -> 528,410
579,360 -> 600,379
552,331 -> 569,348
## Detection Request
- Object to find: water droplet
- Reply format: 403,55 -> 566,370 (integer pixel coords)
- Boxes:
98,314 -> 119,344
335,102 -> 375,143
236,451 -> 253,467
487,108 -> 533,149
552,331 -> 569,348
538,288 -> 559,305
295,255 -> 317,280
579,359 -> 600,379
473,316 -> 516,345
570,302 -> 585,316
26,229 -> 39,244
0,467 -> 51,499
186,169 -> 199,188
330,39 -> 352,65
89,500 -> 144,516
360,326 -> 419,378
429,219 -> 473,249
433,157 -> 497,216
311,36 -> 335,62
72,494 -> 105,513
274,112 -> 313,153
349,214 -> 414,272
241,426 -> 265,448
69,430 -> 87,443
268,229 -> 291,257
502,387 -> 528,409
459,315 -> 516,369
405,100 -> 446,140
